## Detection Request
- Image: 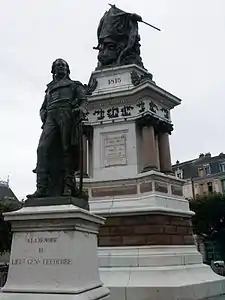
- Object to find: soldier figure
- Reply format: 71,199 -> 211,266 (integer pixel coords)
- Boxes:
94,4 -> 160,70
27,58 -> 87,199
94,5 -> 144,70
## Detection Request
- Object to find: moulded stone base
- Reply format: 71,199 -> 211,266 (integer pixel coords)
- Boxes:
90,190 -> 191,216
24,196 -> 89,210
0,204 -> 109,300
0,287 -> 109,300
98,245 -> 225,300
100,265 -> 225,300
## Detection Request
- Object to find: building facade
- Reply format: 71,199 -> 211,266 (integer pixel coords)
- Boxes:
0,179 -> 18,266
0,180 -> 18,202
173,152 -> 225,199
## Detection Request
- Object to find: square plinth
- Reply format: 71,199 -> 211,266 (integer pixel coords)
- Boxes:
24,196 -> 89,210
1,204 -> 109,300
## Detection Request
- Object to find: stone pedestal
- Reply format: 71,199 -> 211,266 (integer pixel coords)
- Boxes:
0,203 -> 110,300
83,64 -> 225,300
85,64 -> 177,183
89,172 -> 225,300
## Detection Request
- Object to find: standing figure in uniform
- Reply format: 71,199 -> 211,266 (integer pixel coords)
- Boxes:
27,58 -> 87,199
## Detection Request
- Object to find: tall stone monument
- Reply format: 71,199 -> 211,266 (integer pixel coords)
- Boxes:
82,5 -> 225,300
0,59 -> 109,300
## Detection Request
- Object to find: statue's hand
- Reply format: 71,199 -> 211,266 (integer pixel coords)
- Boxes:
130,13 -> 142,22
72,106 -> 88,121
72,105 -> 87,114
72,106 -> 80,115
79,106 -> 87,114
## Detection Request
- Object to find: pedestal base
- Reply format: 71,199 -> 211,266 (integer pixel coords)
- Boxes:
0,204 -> 109,300
24,196 -> 89,210
88,169 -> 225,299
98,246 -> 225,300
0,287 -> 109,300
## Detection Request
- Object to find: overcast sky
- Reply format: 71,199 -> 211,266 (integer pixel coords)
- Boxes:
0,0 -> 225,199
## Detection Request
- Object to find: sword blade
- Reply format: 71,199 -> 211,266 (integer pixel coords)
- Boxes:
141,20 -> 161,31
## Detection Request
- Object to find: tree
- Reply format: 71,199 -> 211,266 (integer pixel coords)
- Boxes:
0,199 -> 22,254
190,193 -> 225,259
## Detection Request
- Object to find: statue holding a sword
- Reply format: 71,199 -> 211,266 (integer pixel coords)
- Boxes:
94,4 -> 160,70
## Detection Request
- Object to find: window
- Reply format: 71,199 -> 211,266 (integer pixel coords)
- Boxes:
199,184 -> 204,195
198,167 -> 204,177
207,182 -> 213,193
221,180 -> 225,193
4,196 -> 15,201
204,164 -> 211,175
219,162 -> 225,172
175,169 -> 183,179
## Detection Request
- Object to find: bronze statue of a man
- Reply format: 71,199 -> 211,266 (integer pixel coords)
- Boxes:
27,58 -> 87,199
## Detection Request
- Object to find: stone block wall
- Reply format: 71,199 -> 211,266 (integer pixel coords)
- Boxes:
98,214 -> 194,247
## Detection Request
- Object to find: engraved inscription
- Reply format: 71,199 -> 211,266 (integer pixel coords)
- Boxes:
103,133 -> 127,167
93,109 -> 105,120
11,258 -> 72,265
149,101 -> 158,113
136,101 -> 145,113
26,236 -> 58,244
121,105 -> 134,117
89,98 -> 171,124
11,232 -> 73,268
161,107 -> 169,119
107,107 -> 119,118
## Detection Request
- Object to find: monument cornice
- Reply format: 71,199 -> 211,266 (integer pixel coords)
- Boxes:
88,80 -> 181,109
136,114 -> 174,134
87,64 -> 182,110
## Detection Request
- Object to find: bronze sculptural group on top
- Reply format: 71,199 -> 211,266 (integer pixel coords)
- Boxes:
27,5 -> 159,202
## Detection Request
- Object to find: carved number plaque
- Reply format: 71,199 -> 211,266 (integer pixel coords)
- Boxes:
103,133 -> 127,167
108,77 -> 122,85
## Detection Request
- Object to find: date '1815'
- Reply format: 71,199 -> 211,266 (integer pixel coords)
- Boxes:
108,77 -> 121,85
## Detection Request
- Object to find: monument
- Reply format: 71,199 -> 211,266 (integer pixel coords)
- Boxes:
0,59 -> 109,300
81,5 -> 225,300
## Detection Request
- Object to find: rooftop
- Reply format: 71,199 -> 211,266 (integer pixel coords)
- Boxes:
0,180 -> 18,202
172,153 -> 225,180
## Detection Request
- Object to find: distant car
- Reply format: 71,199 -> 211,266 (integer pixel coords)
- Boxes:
213,261 -> 225,268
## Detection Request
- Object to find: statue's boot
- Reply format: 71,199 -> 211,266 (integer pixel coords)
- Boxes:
26,173 -> 49,198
